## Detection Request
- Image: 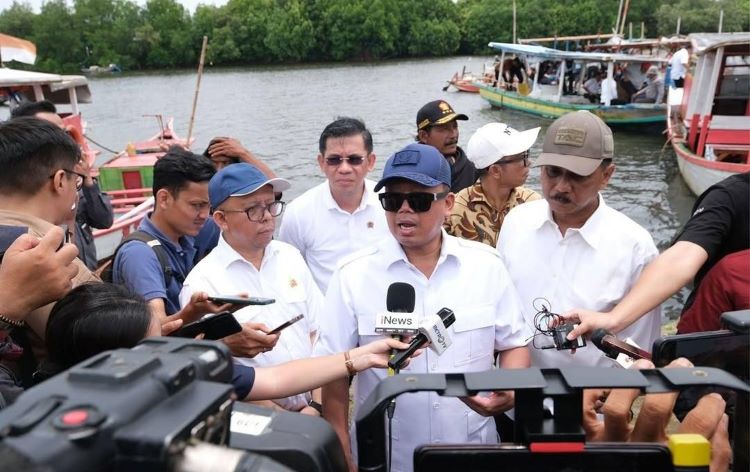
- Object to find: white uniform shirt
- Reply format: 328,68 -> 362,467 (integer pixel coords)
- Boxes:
600,77 -> 618,105
180,237 -> 323,410
670,48 -> 689,81
497,197 -> 661,368
278,179 -> 389,293
314,231 -> 530,472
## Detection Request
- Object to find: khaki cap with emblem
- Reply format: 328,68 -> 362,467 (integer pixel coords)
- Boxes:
416,100 -> 469,130
533,110 -> 614,176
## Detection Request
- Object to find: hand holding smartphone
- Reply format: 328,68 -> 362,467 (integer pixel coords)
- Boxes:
168,311 -> 242,340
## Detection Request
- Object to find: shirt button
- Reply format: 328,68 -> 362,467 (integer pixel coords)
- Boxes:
434,439 -> 441,444
430,364 -> 437,370
433,402 -> 439,409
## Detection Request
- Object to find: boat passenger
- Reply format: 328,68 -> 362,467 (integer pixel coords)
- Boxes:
315,142 -> 530,472
497,110 -> 661,370
445,122 -> 541,248
669,46 -> 690,88
631,65 -> 664,103
0,117 -> 99,383
278,117 -> 388,293
181,163 -> 326,416
10,100 -> 114,271
583,71 -> 602,103
415,100 -> 477,193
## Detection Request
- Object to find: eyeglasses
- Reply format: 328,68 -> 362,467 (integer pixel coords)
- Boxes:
493,151 -> 530,167
221,201 -> 286,222
324,155 -> 367,166
49,169 -> 86,191
379,191 -> 448,213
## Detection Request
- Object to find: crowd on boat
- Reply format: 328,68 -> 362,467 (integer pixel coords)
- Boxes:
0,97 -> 746,471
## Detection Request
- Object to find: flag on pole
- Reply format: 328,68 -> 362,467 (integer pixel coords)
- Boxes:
0,33 -> 37,65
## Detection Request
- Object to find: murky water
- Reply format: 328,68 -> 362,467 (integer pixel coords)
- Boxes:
4,56 -> 697,318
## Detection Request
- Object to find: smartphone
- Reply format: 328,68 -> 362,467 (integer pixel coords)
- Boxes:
208,295 -> 275,306
0,225 -> 28,262
652,330 -> 749,381
168,311 -> 242,340
268,314 -> 304,334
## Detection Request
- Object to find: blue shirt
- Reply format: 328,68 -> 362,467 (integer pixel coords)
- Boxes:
193,217 -> 220,263
113,215 -> 196,315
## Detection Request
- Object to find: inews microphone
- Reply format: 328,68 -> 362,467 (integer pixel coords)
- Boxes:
378,283 -> 417,376
591,328 -> 651,361
388,307 -> 455,371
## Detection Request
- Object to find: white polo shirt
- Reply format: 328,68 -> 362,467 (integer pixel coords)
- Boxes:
497,197 -> 661,368
670,48 -> 689,81
180,237 -> 323,411
313,231 -> 530,472
278,179 -> 389,293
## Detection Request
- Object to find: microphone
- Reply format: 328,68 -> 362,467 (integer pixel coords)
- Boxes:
388,308 -> 455,371
376,282 -> 417,336
591,329 -> 651,361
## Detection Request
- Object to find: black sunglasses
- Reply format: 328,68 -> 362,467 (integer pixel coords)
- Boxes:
378,191 -> 449,213
494,151 -> 530,167
324,155 -> 367,166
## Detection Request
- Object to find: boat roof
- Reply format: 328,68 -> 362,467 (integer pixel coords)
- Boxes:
688,33 -> 750,55
488,42 -> 668,63
0,67 -> 92,104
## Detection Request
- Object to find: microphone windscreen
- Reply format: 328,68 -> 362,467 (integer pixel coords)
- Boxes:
590,328 -> 611,349
386,282 -> 415,313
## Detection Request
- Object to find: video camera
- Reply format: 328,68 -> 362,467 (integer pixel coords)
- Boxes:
0,337 -> 346,472
356,366 -> 749,472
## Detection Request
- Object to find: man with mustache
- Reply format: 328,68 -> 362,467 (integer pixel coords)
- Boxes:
496,111 -> 661,369
416,100 -> 477,193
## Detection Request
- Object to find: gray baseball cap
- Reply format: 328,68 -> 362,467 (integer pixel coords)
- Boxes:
533,111 -> 614,176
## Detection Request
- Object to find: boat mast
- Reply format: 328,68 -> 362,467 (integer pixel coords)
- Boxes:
187,36 -> 208,146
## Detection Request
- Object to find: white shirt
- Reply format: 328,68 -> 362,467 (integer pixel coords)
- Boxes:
670,48 -> 689,81
278,179 -> 389,293
314,231 -> 530,472
600,77 -> 618,105
497,197 -> 661,368
180,237 -> 323,410
584,77 -> 601,94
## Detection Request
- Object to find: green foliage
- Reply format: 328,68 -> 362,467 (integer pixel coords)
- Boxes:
0,0 -> 747,71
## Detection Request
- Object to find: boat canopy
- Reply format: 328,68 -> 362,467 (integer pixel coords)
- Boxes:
0,67 -> 92,106
688,33 -> 750,55
488,42 -> 668,63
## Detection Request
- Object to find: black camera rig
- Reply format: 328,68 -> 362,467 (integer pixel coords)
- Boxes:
356,366 -> 749,472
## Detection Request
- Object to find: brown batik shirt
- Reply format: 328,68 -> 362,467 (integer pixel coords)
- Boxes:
445,182 -> 541,248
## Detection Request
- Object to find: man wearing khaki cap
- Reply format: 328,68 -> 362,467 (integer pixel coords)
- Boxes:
445,122 -> 541,248
416,99 -> 476,192
496,110 -> 661,369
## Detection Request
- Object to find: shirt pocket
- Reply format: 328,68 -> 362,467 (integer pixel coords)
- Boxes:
356,313 -> 381,343
450,304 -> 496,367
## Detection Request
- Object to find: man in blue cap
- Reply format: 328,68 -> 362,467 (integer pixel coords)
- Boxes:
314,143 -> 530,472
181,163 -> 326,416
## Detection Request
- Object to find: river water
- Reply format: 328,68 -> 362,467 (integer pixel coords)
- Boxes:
23,56 -> 700,319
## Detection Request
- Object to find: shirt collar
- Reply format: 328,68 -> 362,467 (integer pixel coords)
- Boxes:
141,214 -> 195,253
381,229 -> 461,271
324,179 -> 377,213
213,233 -> 279,270
538,194 -> 608,249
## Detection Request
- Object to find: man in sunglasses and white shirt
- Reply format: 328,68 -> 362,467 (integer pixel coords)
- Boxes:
315,143 -> 530,472
445,123 -> 542,248
279,117 -> 389,293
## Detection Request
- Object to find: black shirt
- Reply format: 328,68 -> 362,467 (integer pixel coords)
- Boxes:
675,172 -> 749,289
449,146 -> 478,193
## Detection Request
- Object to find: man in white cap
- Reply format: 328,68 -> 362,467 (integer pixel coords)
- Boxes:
181,163 -> 325,416
632,66 -> 664,103
497,111 -> 661,369
445,123 -> 541,248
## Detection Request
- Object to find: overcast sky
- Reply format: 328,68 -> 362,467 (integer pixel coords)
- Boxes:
1,0 -> 229,14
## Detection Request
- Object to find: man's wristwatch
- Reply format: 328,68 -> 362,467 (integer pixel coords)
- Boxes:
307,399 -> 323,415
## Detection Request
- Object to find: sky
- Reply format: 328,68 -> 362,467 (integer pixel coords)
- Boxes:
1,0 -> 229,14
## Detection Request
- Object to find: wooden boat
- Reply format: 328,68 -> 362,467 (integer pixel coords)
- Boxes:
93,117 -> 191,260
445,67 -> 482,93
667,33 -> 750,196
476,42 -> 668,126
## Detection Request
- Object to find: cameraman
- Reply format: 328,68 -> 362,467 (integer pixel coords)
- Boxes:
0,227 -> 79,407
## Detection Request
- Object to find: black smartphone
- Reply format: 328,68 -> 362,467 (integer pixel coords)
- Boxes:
652,330 -> 749,381
168,311 -> 242,340
268,314 -> 304,334
0,225 -> 28,262
208,295 -> 276,306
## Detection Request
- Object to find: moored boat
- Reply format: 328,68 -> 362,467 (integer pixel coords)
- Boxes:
667,33 -> 750,195
476,42 -> 668,127
445,67 -> 482,93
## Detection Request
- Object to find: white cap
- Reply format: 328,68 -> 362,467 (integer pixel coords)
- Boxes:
466,122 -> 541,169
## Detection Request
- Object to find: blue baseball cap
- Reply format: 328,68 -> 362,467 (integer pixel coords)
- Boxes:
374,143 -> 452,192
209,163 -> 291,209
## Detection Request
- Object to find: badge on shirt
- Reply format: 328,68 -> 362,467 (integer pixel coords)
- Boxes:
367,221 -> 374,229
289,278 -> 298,288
